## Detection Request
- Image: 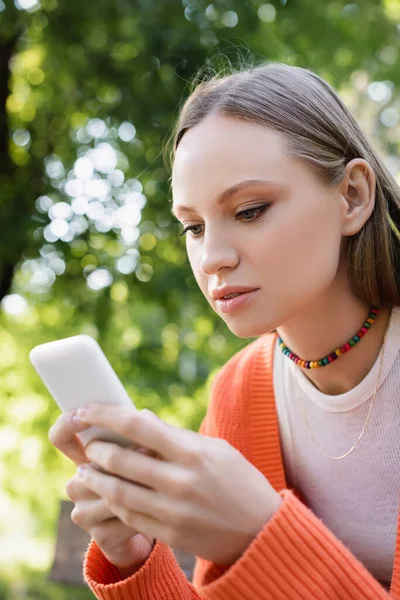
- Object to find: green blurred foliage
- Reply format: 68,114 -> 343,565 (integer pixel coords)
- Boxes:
0,568 -> 92,599
1,0 -> 400,594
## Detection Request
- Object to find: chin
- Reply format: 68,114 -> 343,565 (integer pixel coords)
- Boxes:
226,320 -> 276,339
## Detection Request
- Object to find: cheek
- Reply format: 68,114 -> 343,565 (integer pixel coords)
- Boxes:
187,248 -> 207,290
264,201 -> 343,297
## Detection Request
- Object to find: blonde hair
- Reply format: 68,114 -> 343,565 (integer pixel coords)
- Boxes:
167,62 -> 400,306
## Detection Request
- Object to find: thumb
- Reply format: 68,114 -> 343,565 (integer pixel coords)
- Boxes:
140,409 -> 160,421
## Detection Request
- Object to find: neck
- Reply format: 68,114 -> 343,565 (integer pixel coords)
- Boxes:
276,291 -> 392,396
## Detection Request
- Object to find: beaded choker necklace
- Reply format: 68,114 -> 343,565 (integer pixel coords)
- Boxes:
278,306 -> 379,369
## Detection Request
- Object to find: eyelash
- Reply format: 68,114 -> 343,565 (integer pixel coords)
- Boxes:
178,204 -> 270,238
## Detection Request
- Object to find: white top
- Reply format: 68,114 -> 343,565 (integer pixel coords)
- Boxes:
274,305 -> 400,592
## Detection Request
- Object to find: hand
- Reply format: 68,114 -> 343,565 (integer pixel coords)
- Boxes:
49,411 -> 154,575
74,403 -> 283,565
66,473 -> 154,576
48,410 -> 92,466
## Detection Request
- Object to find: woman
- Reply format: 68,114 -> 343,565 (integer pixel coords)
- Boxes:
49,62 -> 400,598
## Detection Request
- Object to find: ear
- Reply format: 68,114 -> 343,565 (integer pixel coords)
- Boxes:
340,158 -> 376,237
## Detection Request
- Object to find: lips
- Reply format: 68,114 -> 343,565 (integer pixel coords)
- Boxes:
211,286 -> 259,300
214,288 -> 260,313
221,292 -> 245,299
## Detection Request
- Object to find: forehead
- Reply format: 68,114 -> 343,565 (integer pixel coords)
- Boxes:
171,115 -> 289,203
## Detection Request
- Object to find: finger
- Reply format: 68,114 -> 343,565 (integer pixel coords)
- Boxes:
71,498 -> 115,529
49,412 -> 90,466
66,473 -> 102,502
90,518 -> 141,562
76,404 -> 196,462
106,503 -> 166,542
136,446 -> 162,460
76,464 -> 168,519
85,441 -> 187,494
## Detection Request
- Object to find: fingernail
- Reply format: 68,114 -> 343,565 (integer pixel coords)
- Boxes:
72,415 -> 85,428
77,465 -> 88,478
77,406 -> 89,419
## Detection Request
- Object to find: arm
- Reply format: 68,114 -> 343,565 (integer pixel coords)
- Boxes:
82,366 -> 392,600
83,419 -> 391,600
83,485 -> 391,600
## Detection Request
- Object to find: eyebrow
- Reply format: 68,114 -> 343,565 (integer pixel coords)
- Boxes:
170,179 -> 279,218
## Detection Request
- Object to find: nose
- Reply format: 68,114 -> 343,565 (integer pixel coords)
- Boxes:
199,230 -> 238,276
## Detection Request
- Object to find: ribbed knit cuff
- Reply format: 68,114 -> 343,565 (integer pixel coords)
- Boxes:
199,488 -> 389,600
83,538 -> 195,600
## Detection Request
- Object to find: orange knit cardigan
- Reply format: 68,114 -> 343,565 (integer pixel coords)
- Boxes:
83,332 -> 400,599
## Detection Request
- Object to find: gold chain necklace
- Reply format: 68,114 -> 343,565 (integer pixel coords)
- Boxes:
295,312 -> 391,460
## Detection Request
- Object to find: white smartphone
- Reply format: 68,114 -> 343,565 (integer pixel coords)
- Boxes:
29,334 -> 137,448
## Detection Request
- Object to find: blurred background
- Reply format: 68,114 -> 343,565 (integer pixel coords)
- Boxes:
1,0 -> 400,596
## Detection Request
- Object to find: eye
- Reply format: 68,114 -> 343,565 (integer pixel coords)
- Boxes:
178,204 -> 270,238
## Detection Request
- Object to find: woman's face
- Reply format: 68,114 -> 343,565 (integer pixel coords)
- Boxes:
171,115 -> 346,337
